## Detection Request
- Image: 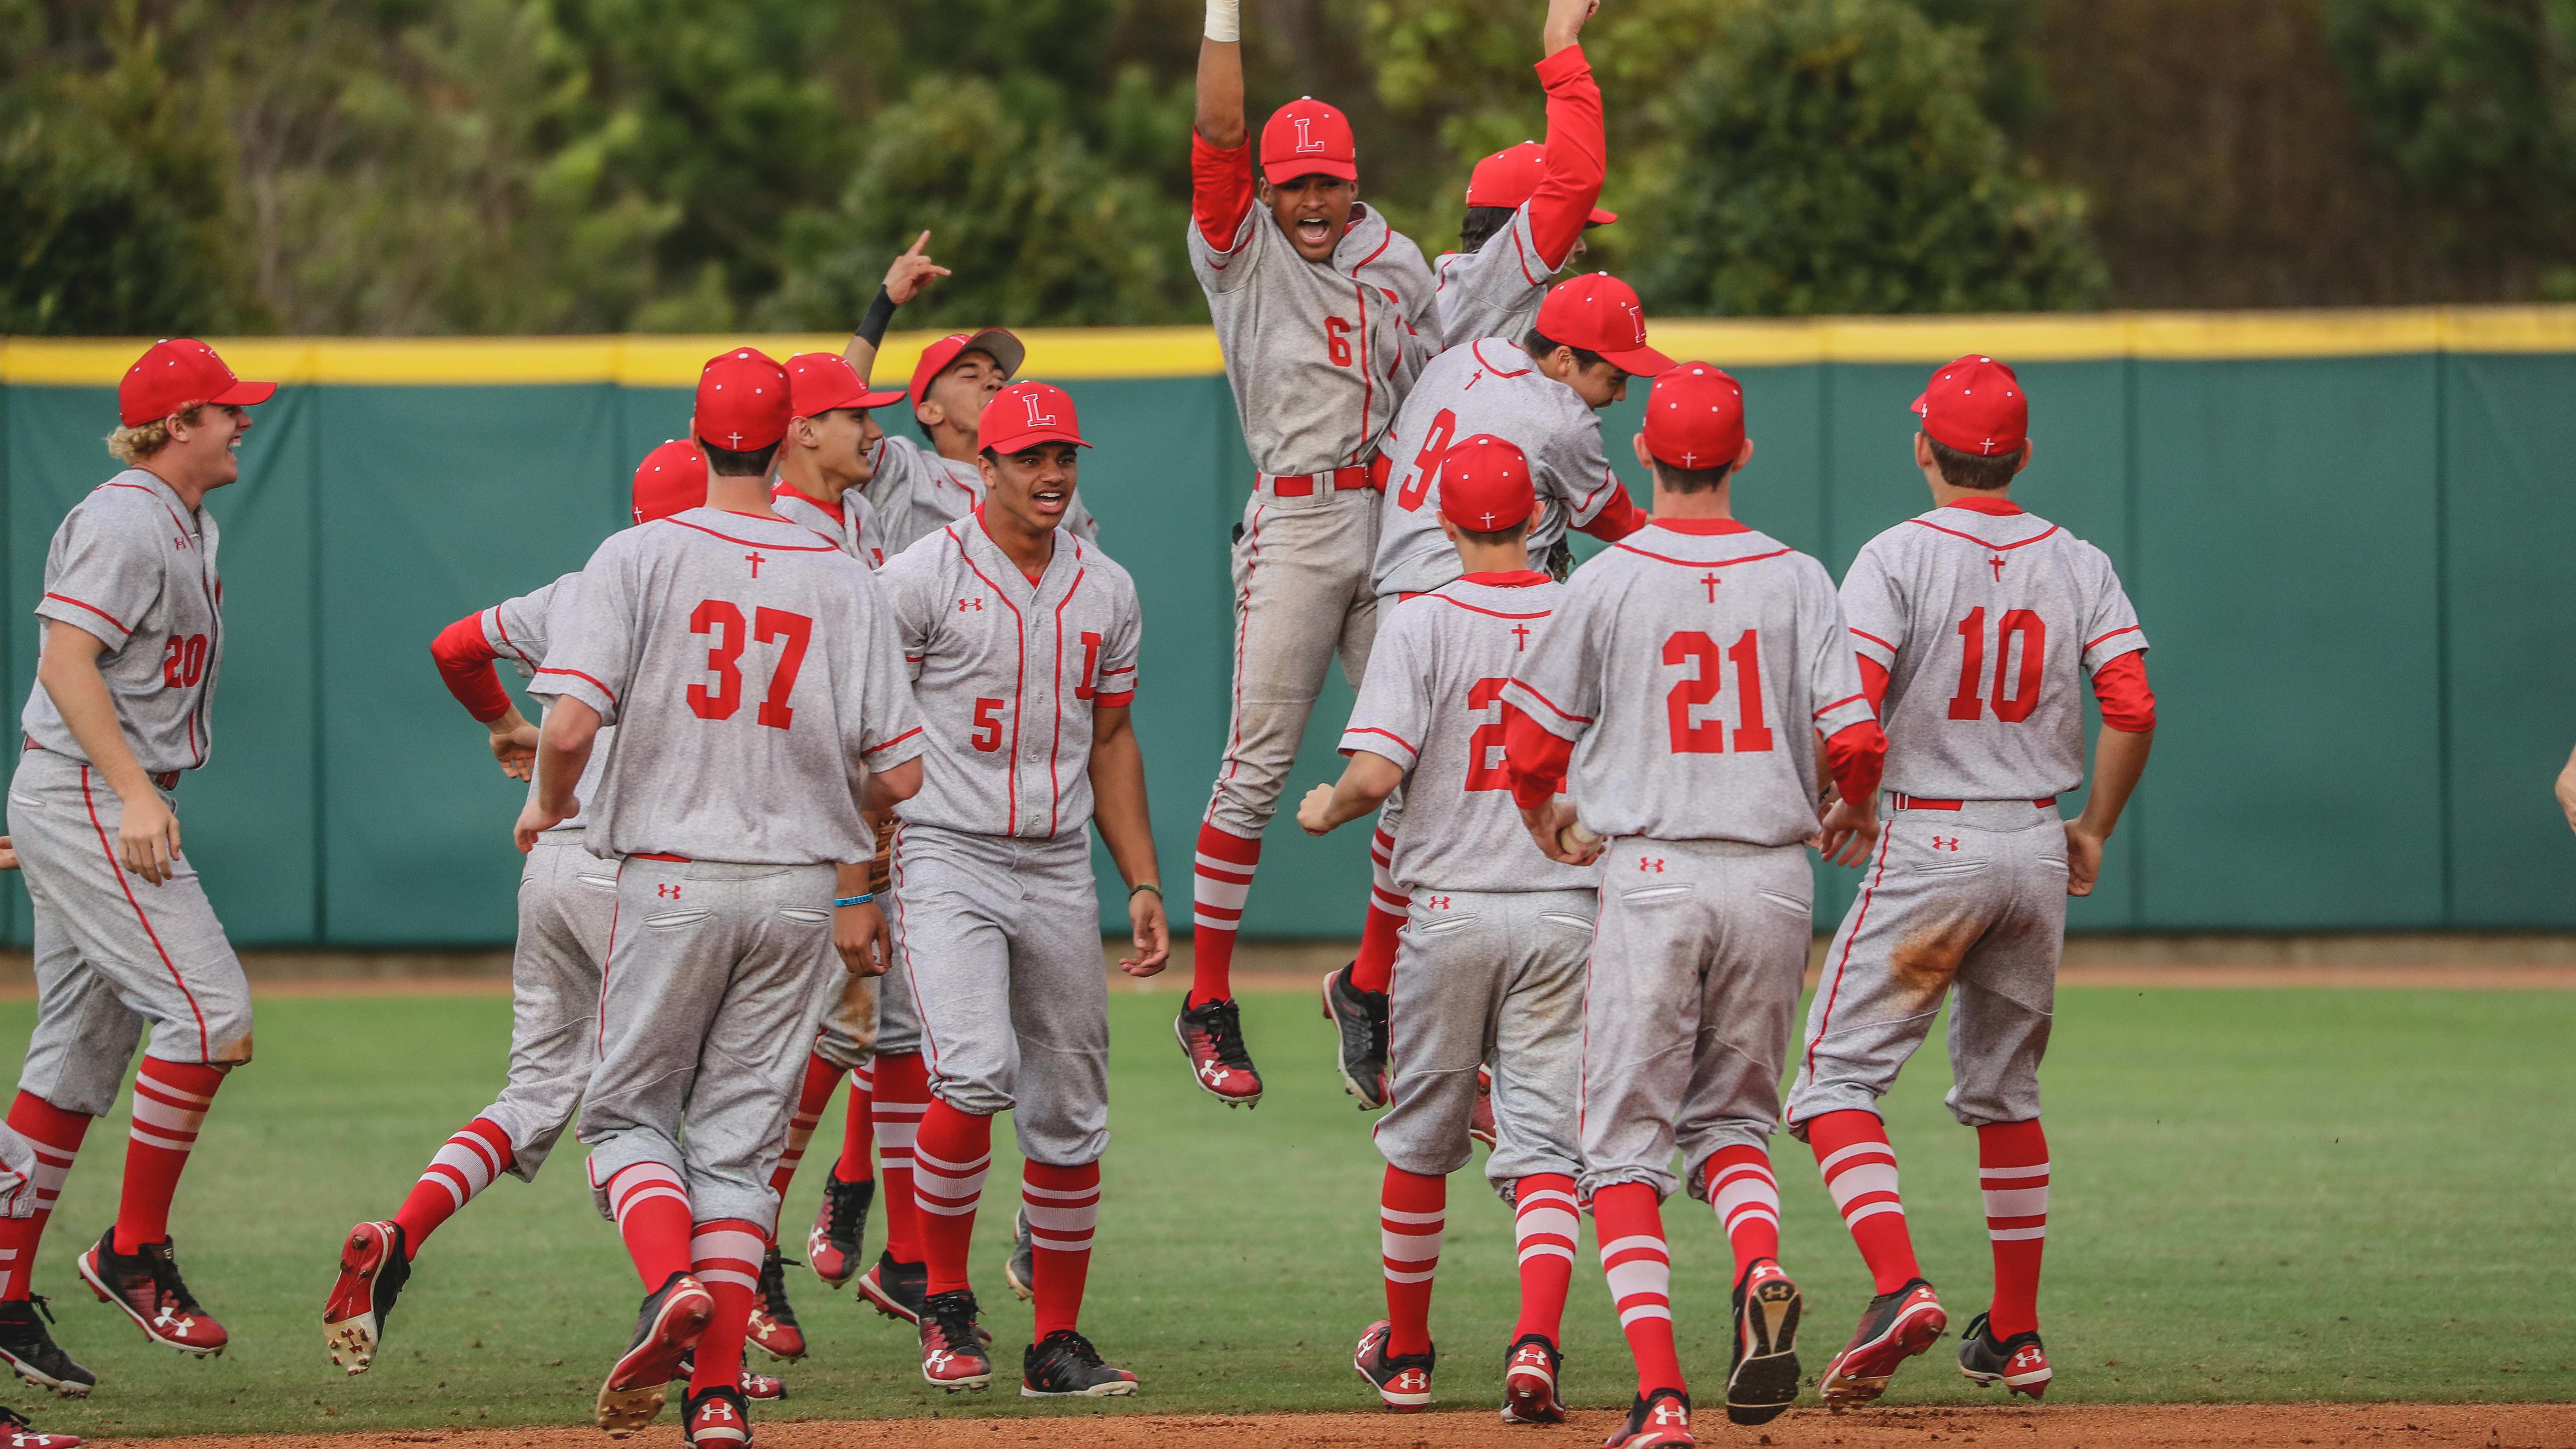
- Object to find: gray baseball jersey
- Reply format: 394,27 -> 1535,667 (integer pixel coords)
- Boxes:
770,480 -> 886,569
1842,500 -> 2146,801
874,520 -> 1141,839
21,470 -> 224,775
1502,520 -> 1875,845
1371,340 -> 1627,597
474,575 -> 612,837
529,507 -> 926,864
1339,574 -> 1594,894
1432,202 -> 1563,351
865,435 -> 1101,556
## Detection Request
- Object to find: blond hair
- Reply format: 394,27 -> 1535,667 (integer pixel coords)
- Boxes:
105,404 -> 201,466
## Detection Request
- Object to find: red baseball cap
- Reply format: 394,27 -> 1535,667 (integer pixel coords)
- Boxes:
1436,434 -> 1537,533
1912,354 -> 2028,456
786,352 -> 903,419
630,440 -> 707,524
907,329 -> 1026,412
1642,363 -> 1748,472
118,339 -> 275,427
978,381 -> 1088,455
1259,97 -> 1357,185
1463,142 -> 1617,225
694,348 -> 791,451
1533,273 -> 1671,376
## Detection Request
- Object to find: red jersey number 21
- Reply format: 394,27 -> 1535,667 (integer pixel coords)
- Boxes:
1662,629 -> 1776,755
687,600 -> 813,730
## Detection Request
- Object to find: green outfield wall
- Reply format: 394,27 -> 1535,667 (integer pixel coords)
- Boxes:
4,310 -> 2573,947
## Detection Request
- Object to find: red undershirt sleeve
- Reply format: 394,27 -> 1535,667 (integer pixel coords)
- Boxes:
1526,45 -> 1606,272
1574,487 -> 1646,542
431,612 -> 513,724
1823,719 -> 1887,806
1503,704 -> 1576,811
2091,652 -> 2156,732
1858,656 -> 1890,713
1191,130 -> 1257,250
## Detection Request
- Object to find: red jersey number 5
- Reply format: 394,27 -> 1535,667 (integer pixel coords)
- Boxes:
970,697 -> 1006,753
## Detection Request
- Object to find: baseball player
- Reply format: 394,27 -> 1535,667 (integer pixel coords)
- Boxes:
1500,364 -> 1889,1445
1293,436 -> 1598,1422
1322,274 -> 1658,1106
1434,0 -> 1615,347
0,341 -> 275,1395
521,348 -> 926,1446
869,381 -> 1165,1396
322,440 -> 708,1378
1182,0 -> 1440,1104
0,920 -> 68,1446
1787,356 -> 2157,1408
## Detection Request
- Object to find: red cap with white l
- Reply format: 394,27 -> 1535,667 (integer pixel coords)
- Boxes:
978,381 -> 1089,455
786,352 -> 904,418
1913,354 -> 2027,457
1642,363 -> 1747,472
1464,141 -> 1617,225
1260,97 -> 1357,185
1533,273 -> 1672,376
630,440 -> 707,524
907,329 -> 1027,412
694,348 -> 792,451
119,339 -> 275,427
1436,434 -> 1537,533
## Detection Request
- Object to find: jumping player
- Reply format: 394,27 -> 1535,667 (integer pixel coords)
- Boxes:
1294,436 -> 1598,1422
1502,364 -> 1888,1444
0,341 -> 274,1395
522,348 -> 926,1446
1182,0 -> 1440,1104
1787,356 -> 2156,1407
869,381 -> 1167,1396
1321,274 -> 1658,1106
321,440 -> 708,1377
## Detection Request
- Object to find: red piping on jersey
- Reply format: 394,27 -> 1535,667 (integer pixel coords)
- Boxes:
1812,693 -> 1867,717
952,529 -> 1027,833
1803,825 -> 1896,1085
661,517 -> 840,552
1505,677 -> 1591,726
1457,570 -> 1550,588
104,481 -> 196,543
1425,595 -> 1552,622
43,594 -> 131,636
2085,625 -> 2143,651
1468,339 -> 1533,379
862,725 -> 923,757
1649,517 -> 1751,535
1352,281 -> 1376,470
81,764 -> 210,1059
1905,517 -> 2061,550
1611,542 -> 1793,570
1048,568 -> 1089,836
1344,725 -> 1417,759
535,666 -> 619,706
490,604 -> 537,668
1850,627 -> 1897,654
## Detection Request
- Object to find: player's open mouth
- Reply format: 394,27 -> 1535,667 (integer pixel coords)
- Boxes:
1032,489 -> 1067,513
1295,218 -> 1330,245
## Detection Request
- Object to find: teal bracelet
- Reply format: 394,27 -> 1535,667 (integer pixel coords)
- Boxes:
835,894 -> 874,908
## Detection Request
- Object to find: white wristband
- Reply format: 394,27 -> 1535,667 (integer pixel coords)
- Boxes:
1205,0 -> 1240,42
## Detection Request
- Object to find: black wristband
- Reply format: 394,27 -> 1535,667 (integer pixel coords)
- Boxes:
854,286 -> 898,348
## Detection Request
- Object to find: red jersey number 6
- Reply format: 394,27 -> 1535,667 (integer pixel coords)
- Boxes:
1325,316 -> 1354,368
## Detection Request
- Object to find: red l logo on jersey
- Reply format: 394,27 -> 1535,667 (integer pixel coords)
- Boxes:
1073,630 -> 1104,701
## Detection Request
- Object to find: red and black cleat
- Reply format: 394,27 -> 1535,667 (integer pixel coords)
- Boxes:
804,1173 -> 872,1288
78,1230 -> 226,1357
1956,1312 -> 2052,1399
1498,1332 -> 1564,1425
744,1246 -> 804,1362
0,1404 -> 78,1449
1175,997 -> 1264,1107
595,1271 -> 713,1436
681,1382 -> 751,1449
322,1220 -> 410,1376
1819,1277 -> 1946,1410
1604,1388 -> 1694,1448
916,1289 -> 992,1393
1352,1320 -> 1433,1412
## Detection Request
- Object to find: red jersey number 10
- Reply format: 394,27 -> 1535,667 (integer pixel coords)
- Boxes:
1662,629 -> 1776,755
687,600 -> 814,730
1947,607 -> 2045,723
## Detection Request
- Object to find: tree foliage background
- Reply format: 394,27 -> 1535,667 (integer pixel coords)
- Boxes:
5,0 -> 2572,335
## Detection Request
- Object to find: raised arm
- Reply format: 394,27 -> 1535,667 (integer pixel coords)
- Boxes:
842,231 -> 952,382
1191,3 -> 1258,249
1528,0 -> 1606,272
1196,2 -> 1246,149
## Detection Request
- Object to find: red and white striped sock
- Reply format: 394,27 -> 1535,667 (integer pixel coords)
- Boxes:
1593,1183 -> 1685,1395
391,1117 -> 515,1257
1378,1165 -> 1444,1357
1807,1109 -> 1923,1294
0,1093 -> 89,1301
768,1050 -> 843,1198
604,1160 -> 695,1288
1350,825 -> 1405,994
871,1053 -> 929,1263
1705,1145 -> 1781,1279
913,1100 -> 992,1296
685,1218 -> 765,1395
1022,1160 -> 1101,1337
114,1058 -> 225,1253
1978,1119 -> 2049,1336
834,1062 -> 876,1183
1510,1173 -> 1578,1343
1188,822 -> 1260,1004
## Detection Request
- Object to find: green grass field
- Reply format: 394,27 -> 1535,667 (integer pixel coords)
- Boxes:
0,984 -> 2568,1438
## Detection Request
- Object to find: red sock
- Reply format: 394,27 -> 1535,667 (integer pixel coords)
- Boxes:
1510,1174 -> 1578,1344
604,1161 -> 695,1288
391,1117 -> 515,1257
1978,1119 -> 2049,1336
872,1053 -> 929,1263
1807,1109 -> 1921,1294
1188,822 -> 1260,1003
912,1099 -> 992,1296
0,1093 -> 90,1300
115,1059 -> 225,1253
768,1051 -> 843,1198
685,1219 -> 765,1395
1592,1183 -> 1684,1395
1022,1159 -> 1100,1338
1705,1145 -> 1781,1279
835,1063 -> 876,1183
1351,825 -> 1404,994
1378,1165 -> 1444,1357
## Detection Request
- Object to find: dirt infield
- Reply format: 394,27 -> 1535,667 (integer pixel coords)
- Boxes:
122,1402 -> 2576,1449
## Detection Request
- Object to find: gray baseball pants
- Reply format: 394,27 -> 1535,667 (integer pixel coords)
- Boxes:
580,856 -> 840,1232
472,835 -> 616,1179
1579,837 -> 1813,1203
1787,798 -> 2068,1132
812,972 -> 878,1071
893,824 -> 1107,1167
8,746 -> 252,1117
1375,889 -> 1592,1194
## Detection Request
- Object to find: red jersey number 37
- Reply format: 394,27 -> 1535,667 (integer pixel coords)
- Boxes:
686,600 -> 813,730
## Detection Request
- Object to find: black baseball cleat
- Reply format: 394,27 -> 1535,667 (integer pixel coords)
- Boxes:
856,1252 -> 991,1341
1352,1319 -> 1433,1412
1320,964 -> 1389,1110
79,1230 -> 225,1356
322,1219 -> 410,1376
681,1381 -> 751,1449
1175,996 -> 1263,1106
1020,1328 -> 1138,1397
670,1355 -> 787,1401
595,1270 -> 713,1436
744,1245 -> 804,1362
1819,1276 -> 1946,1409
805,1173 -> 873,1288
1724,1258 -> 1802,1425
917,1289 -> 992,1392
1498,1332 -> 1564,1425
0,1403 -> 79,1449
1004,1208 -> 1035,1303
0,1299 -> 94,1399
1604,1387 -> 1694,1447
1956,1311 -> 2053,1398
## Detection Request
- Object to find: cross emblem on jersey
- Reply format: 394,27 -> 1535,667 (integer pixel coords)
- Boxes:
746,551 -> 765,578
1988,554 -> 2007,581
1701,572 -> 1722,602
657,883 -> 682,898
1511,622 -> 1531,652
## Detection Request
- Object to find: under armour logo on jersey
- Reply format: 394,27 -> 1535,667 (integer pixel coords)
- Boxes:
746,551 -> 766,578
1638,857 -> 1666,873
1988,554 -> 2007,581
173,532 -> 191,551
657,883 -> 683,898
958,597 -> 983,612
1931,836 -> 1960,852
1291,116 -> 1323,153
1425,895 -> 1452,910
1650,1402 -> 1688,1426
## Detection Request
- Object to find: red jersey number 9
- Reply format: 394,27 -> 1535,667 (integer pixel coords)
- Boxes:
1325,316 -> 1354,368
1395,409 -> 1459,513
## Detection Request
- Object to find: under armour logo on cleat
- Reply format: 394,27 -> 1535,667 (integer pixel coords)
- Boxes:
1650,1402 -> 1688,1425
701,1400 -> 735,1423
658,883 -> 683,898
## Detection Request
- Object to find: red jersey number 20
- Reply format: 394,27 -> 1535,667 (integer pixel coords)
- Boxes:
686,600 -> 813,730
